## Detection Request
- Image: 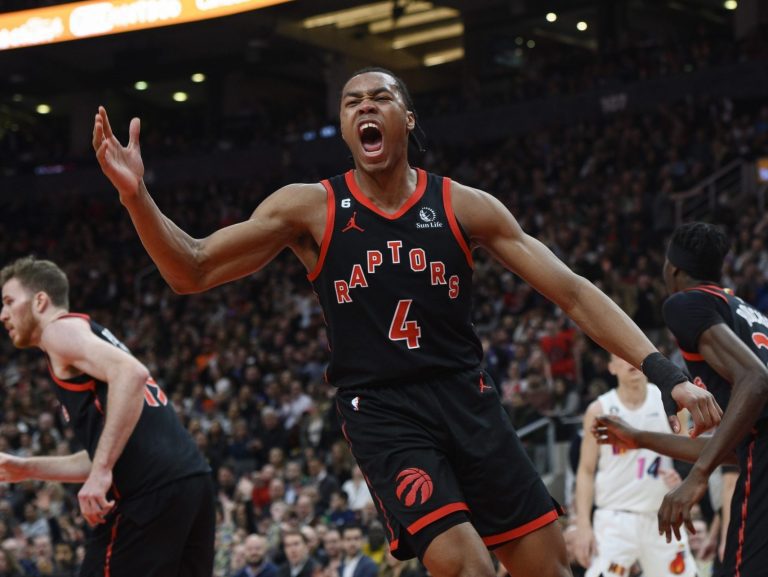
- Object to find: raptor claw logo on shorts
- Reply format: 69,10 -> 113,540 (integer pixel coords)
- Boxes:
395,468 -> 433,507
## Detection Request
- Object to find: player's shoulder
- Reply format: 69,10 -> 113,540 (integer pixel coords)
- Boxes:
584,398 -> 604,422
40,314 -> 95,357
662,289 -> 717,318
255,182 -> 327,218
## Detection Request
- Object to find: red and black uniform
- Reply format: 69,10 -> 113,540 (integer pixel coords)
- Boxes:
48,314 -> 213,577
311,169 -> 561,560
664,285 -> 768,577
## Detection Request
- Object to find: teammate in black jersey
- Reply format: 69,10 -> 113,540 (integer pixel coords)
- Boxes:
92,68 -> 720,577
595,222 -> 768,576
0,256 -> 214,577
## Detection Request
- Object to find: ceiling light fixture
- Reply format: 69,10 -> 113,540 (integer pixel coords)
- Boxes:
369,7 -> 458,33
303,1 -> 434,30
392,22 -> 463,49
423,46 -> 464,67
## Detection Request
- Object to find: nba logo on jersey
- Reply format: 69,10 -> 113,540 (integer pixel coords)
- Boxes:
352,396 -> 360,411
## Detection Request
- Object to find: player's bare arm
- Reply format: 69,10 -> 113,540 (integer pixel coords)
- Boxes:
0,450 -> 91,483
593,415 -> 737,465
450,182 -> 721,433
41,316 -> 149,525
93,106 -> 326,294
573,400 -> 601,569
657,323 -> 768,541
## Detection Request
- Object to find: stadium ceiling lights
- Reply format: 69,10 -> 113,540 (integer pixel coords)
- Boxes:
134,81 -> 148,91
423,46 -> 463,67
577,21 -> 588,31
724,0 -> 737,8
392,22 -> 463,49
191,73 -> 206,83
303,1 -> 434,29
172,92 -> 188,102
546,12 -> 557,22
36,104 -> 51,114
369,6 -> 458,33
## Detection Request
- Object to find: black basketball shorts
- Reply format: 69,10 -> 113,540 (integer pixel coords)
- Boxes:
335,367 -> 562,561
79,473 -> 215,577
717,420 -> 768,577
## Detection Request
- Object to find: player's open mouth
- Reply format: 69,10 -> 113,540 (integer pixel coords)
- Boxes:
359,122 -> 383,153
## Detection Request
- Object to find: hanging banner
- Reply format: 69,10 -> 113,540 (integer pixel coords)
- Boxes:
0,0 -> 292,50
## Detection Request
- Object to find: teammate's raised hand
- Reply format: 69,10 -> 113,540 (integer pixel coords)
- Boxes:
93,106 -> 144,202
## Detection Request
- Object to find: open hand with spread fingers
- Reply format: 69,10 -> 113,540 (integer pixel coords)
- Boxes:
92,106 -> 145,202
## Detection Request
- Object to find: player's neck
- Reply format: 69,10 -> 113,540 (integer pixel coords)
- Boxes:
616,381 -> 647,408
352,164 -> 417,213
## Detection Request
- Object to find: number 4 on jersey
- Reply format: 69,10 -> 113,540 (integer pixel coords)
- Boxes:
389,300 -> 422,349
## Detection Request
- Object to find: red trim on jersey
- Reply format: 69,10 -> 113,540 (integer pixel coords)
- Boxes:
57,313 -> 91,321
679,349 -> 705,362
684,285 -> 730,303
104,513 -> 121,577
442,177 -> 473,268
344,168 -> 426,220
307,180 -> 336,282
46,362 -> 96,393
406,502 -> 469,535
481,509 -> 560,547
735,429 -> 756,577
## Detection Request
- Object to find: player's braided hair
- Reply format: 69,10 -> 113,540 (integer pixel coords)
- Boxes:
346,66 -> 427,153
668,222 -> 731,281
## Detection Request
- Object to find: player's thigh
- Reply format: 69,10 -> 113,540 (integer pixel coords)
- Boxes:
81,475 -> 214,577
178,474 -> 216,577
80,514 -> 181,577
493,520 -> 570,577
441,370 -> 562,545
637,511 -> 697,577
336,384 -> 468,560
422,522 -> 496,577
585,510 -> 639,577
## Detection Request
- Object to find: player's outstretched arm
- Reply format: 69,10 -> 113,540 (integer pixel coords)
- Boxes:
92,106 -> 320,294
593,415 -> 736,465
0,450 -> 91,483
450,182 -> 722,434
42,316 -> 149,525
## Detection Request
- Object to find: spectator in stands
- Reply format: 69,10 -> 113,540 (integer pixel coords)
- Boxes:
233,534 -> 277,577
341,466 -> 372,513
277,529 -> 317,577
338,524 -> 378,577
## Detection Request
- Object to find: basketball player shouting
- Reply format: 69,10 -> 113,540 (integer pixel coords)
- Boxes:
93,67 -> 720,577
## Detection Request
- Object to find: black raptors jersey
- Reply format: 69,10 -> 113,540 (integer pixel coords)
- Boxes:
309,168 -> 483,388
47,314 -> 209,499
663,284 -> 768,422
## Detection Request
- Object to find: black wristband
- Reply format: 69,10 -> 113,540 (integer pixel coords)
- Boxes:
641,352 -> 688,416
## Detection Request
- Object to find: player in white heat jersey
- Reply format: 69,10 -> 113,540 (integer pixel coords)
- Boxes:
573,354 -> 697,577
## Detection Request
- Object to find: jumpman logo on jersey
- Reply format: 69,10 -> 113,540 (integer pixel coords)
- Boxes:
342,211 -> 365,233
479,374 -> 492,393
